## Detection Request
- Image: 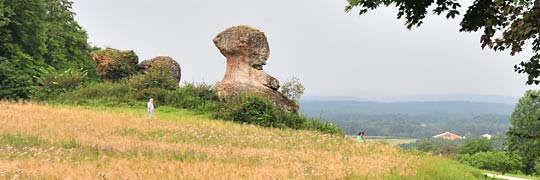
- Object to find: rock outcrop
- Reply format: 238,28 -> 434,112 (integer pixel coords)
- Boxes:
138,56 -> 182,83
213,25 -> 298,112
91,48 -> 138,82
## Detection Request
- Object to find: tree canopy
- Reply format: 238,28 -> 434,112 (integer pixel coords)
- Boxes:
346,0 -> 540,85
507,90 -> 540,174
0,0 -> 96,99
459,137 -> 493,155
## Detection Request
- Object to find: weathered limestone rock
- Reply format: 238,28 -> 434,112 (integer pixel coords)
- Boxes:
91,48 -> 138,82
213,25 -> 298,112
138,56 -> 182,83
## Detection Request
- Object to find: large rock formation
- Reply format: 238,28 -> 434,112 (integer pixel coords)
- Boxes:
138,56 -> 182,83
213,25 -> 298,112
91,48 -> 138,82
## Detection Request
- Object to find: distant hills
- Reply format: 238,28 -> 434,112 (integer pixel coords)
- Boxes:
377,94 -> 519,105
299,95 -> 517,137
299,100 -> 515,118
302,94 -> 519,105
300,94 -> 517,118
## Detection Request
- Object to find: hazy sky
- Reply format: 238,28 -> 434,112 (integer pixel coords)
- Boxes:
72,0 -> 537,99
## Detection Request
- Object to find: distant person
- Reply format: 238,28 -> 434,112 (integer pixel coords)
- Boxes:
147,98 -> 154,120
357,131 -> 365,143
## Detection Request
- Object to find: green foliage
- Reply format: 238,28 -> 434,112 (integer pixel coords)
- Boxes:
459,151 -> 524,174
507,90 -> 540,175
345,0 -> 540,85
33,68 -> 87,100
0,0 -> 47,99
165,82 -> 219,111
125,66 -> 177,91
136,87 -> 169,106
402,139 -> 463,156
42,0 -> 98,80
280,77 -> 305,102
459,137 -> 493,155
0,133 -> 48,147
416,139 -> 436,152
0,0 -> 97,99
56,82 -> 139,106
303,119 -> 343,135
216,94 -> 286,128
47,78 -> 339,135
215,94 -> 342,134
323,113 -> 510,139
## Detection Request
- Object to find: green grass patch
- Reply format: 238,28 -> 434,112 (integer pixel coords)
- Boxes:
413,157 -> 484,180
0,133 -> 49,147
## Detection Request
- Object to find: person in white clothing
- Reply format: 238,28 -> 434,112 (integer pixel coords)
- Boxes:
147,98 -> 154,120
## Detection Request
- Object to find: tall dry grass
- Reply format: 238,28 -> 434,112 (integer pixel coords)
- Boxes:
0,101 -> 481,179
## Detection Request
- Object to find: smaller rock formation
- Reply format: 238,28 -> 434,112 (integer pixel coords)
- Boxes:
138,56 -> 182,83
213,25 -> 298,112
91,48 -> 138,82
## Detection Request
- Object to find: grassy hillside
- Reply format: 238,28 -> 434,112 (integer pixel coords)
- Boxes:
0,101 -> 484,179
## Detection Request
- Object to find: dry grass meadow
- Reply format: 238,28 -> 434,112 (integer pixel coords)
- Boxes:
0,101 -> 483,179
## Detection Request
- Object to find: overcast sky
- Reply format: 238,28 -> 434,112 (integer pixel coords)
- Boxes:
72,0 -> 537,99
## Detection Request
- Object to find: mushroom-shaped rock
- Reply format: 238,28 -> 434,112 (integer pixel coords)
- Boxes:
138,56 -> 182,83
213,25 -> 298,112
91,48 -> 138,82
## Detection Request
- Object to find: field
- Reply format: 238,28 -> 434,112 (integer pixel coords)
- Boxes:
364,136 -> 417,146
0,101 -> 484,179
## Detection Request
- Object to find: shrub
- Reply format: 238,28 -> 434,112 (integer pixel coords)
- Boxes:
33,69 -> 88,100
459,151 -> 524,174
165,82 -> 219,111
56,82 -> 139,106
280,77 -> 305,102
402,139 -> 463,156
215,94 -> 343,134
216,94 -> 283,128
125,69 -> 177,91
136,87 -> 169,105
459,137 -> 493,155
303,119 -> 343,135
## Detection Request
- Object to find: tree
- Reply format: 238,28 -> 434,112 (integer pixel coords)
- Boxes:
280,77 -> 305,102
507,90 -> 540,174
416,139 -> 436,152
345,0 -> 540,85
459,137 -> 493,155
0,0 -> 47,99
43,0 -> 98,79
458,151 -> 524,174
0,0 -> 97,99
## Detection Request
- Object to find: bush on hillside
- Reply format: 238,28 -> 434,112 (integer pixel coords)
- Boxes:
165,82 -> 219,111
280,77 -> 305,102
402,139 -> 463,156
125,67 -> 178,91
56,82 -> 139,106
459,137 -> 493,155
216,94 -> 285,128
33,69 -> 88,100
303,119 -> 343,135
215,94 -> 343,134
136,87 -> 169,105
459,151 -> 524,174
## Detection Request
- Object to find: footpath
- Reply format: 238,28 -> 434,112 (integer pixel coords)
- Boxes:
485,173 -> 531,180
